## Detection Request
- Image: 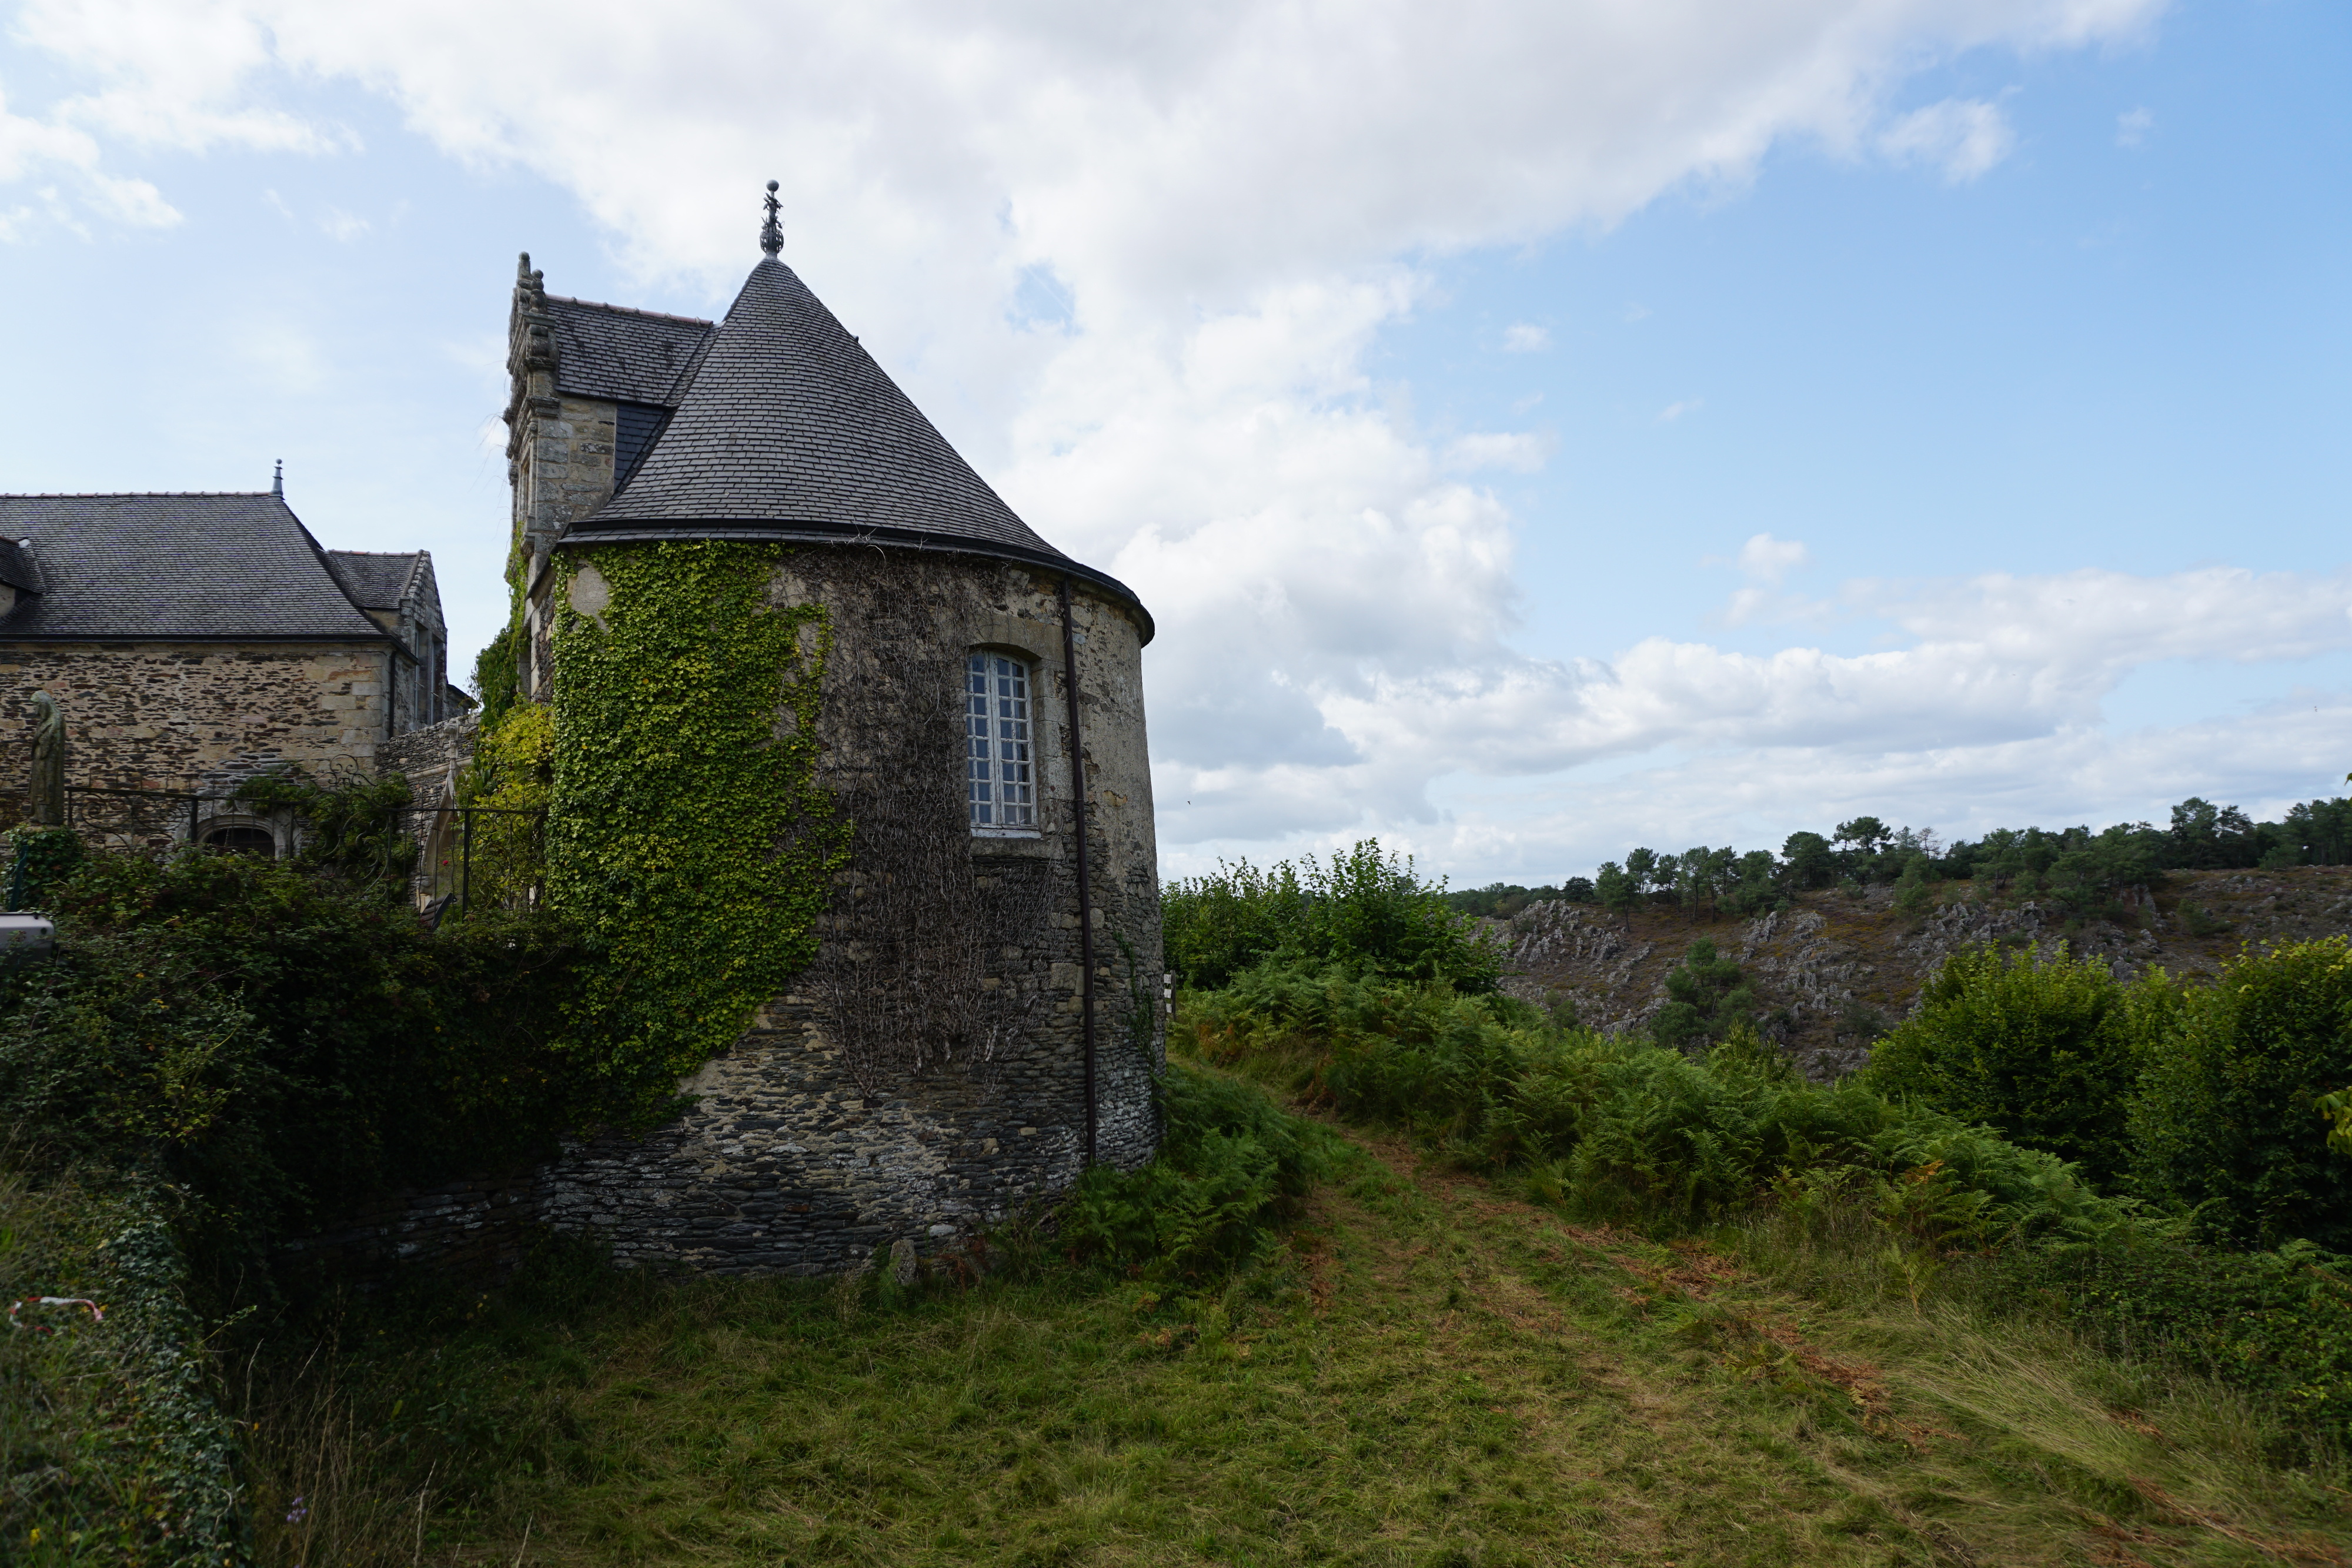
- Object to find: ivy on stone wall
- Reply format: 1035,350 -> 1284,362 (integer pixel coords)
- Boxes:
456,703 -> 553,911
548,541 -> 847,1111
469,620 -> 521,728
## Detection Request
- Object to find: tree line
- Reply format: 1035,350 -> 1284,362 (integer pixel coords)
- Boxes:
1441,793 -> 2352,924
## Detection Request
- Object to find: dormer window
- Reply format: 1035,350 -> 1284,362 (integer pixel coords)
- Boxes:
967,652 -> 1035,832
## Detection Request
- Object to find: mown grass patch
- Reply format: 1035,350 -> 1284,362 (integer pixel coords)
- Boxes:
235,1075 -> 2352,1567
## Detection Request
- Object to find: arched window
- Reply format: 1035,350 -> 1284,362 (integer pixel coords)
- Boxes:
967,652 -> 1035,831
201,824 -> 276,858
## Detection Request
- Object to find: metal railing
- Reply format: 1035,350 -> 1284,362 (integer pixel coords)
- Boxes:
0,784 -> 547,918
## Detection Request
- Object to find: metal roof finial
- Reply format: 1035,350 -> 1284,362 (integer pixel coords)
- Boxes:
759,180 -> 783,258
271,459 -> 283,497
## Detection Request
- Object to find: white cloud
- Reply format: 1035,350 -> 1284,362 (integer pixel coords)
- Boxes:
1657,397 -> 1704,422
1158,564 -> 2352,860
1878,96 -> 2016,182
2116,106 -> 2154,148
7,0 -> 2187,872
1738,533 -> 1810,584
1715,532 -> 1813,623
14,0 -> 340,156
1394,694 -> 2352,885
318,206 -> 369,242
1501,322 -> 1549,353
0,85 -> 180,237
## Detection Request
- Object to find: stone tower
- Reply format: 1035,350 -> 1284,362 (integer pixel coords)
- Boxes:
503,202 -> 1163,1274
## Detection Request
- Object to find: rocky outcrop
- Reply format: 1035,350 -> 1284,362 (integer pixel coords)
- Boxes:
1500,866 -> 2352,1080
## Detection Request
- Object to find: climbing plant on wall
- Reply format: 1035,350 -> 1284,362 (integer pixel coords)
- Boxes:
808,553 -> 1054,1096
547,540 -> 848,1112
454,703 -> 554,911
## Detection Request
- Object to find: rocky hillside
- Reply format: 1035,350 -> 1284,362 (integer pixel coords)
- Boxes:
1498,864 -> 2352,1078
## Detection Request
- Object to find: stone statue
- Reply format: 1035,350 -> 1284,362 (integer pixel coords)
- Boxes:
29,690 -> 64,826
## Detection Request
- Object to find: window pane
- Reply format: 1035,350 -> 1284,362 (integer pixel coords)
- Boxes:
970,653 -> 1034,828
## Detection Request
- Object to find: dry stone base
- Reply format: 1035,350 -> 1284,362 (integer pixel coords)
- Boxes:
278,1172 -> 542,1289
290,1032 -> 1158,1288
536,985 -> 1159,1276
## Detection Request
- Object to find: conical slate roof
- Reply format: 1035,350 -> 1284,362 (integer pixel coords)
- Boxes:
560,258 -> 1148,638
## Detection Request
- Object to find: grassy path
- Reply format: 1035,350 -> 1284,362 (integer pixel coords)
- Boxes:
263,1125 -> 2352,1567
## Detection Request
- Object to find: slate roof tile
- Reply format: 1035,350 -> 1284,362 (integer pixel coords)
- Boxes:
325,550 -> 426,610
548,297 -> 717,408
0,494 -> 390,642
560,258 -> 1151,637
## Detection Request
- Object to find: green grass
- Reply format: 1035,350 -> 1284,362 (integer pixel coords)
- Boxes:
0,1156 -> 242,1567
237,1093 -> 2352,1568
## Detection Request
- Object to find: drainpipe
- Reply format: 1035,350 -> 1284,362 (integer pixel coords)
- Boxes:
1058,578 -> 1098,1167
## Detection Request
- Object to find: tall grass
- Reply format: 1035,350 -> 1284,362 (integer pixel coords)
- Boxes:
0,1149 -> 243,1567
1182,958 -> 2352,1446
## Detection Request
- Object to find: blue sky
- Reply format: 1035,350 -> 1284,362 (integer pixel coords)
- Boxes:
2,0 -> 2346,885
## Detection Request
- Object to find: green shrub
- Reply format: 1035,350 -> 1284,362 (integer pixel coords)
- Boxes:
2131,937 -> 2352,1250
1161,840 -> 1500,992
0,1167 -> 243,1566
1651,938 -> 1757,1050
547,541 -> 846,1102
233,765 -> 420,884
5,825 -> 85,911
469,619 -> 521,728
455,702 -> 553,911
0,851 -> 630,1305
1893,853 -> 1935,915
1861,944 -> 2174,1189
1177,956 -> 2352,1441
2005,1232 -> 2352,1439
1056,1065 -> 1327,1279
1185,963 -> 2109,1236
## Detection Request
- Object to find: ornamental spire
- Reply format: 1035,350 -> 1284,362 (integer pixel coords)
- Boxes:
759,180 -> 783,258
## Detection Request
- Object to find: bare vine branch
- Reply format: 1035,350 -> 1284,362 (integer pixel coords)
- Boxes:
814,555 -> 1055,1095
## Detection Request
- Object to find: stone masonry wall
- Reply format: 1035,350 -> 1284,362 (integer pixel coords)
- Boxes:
532,544 -> 1165,1275
506,259 -> 620,706
278,1169 -> 542,1291
377,714 -> 479,907
0,640 -> 392,840
512,394 -> 616,703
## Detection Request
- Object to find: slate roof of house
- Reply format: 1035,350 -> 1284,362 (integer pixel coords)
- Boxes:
549,296 -> 717,408
558,258 -> 1151,639
326,550 -> 426,610
0,493 -> 390,642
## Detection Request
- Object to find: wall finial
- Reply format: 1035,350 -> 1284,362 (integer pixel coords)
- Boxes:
760,180 -> 783,258
272,459 -> 283,497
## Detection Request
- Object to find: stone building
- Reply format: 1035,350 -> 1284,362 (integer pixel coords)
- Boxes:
0,488 -> 462,852
322,548 -> 456,737
479,197 -> 1165,1273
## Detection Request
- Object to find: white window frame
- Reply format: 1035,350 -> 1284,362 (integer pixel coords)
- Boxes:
967,650 -> 1040,835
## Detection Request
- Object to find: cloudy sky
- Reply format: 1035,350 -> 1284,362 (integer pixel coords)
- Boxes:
2,0 -> 2346,884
